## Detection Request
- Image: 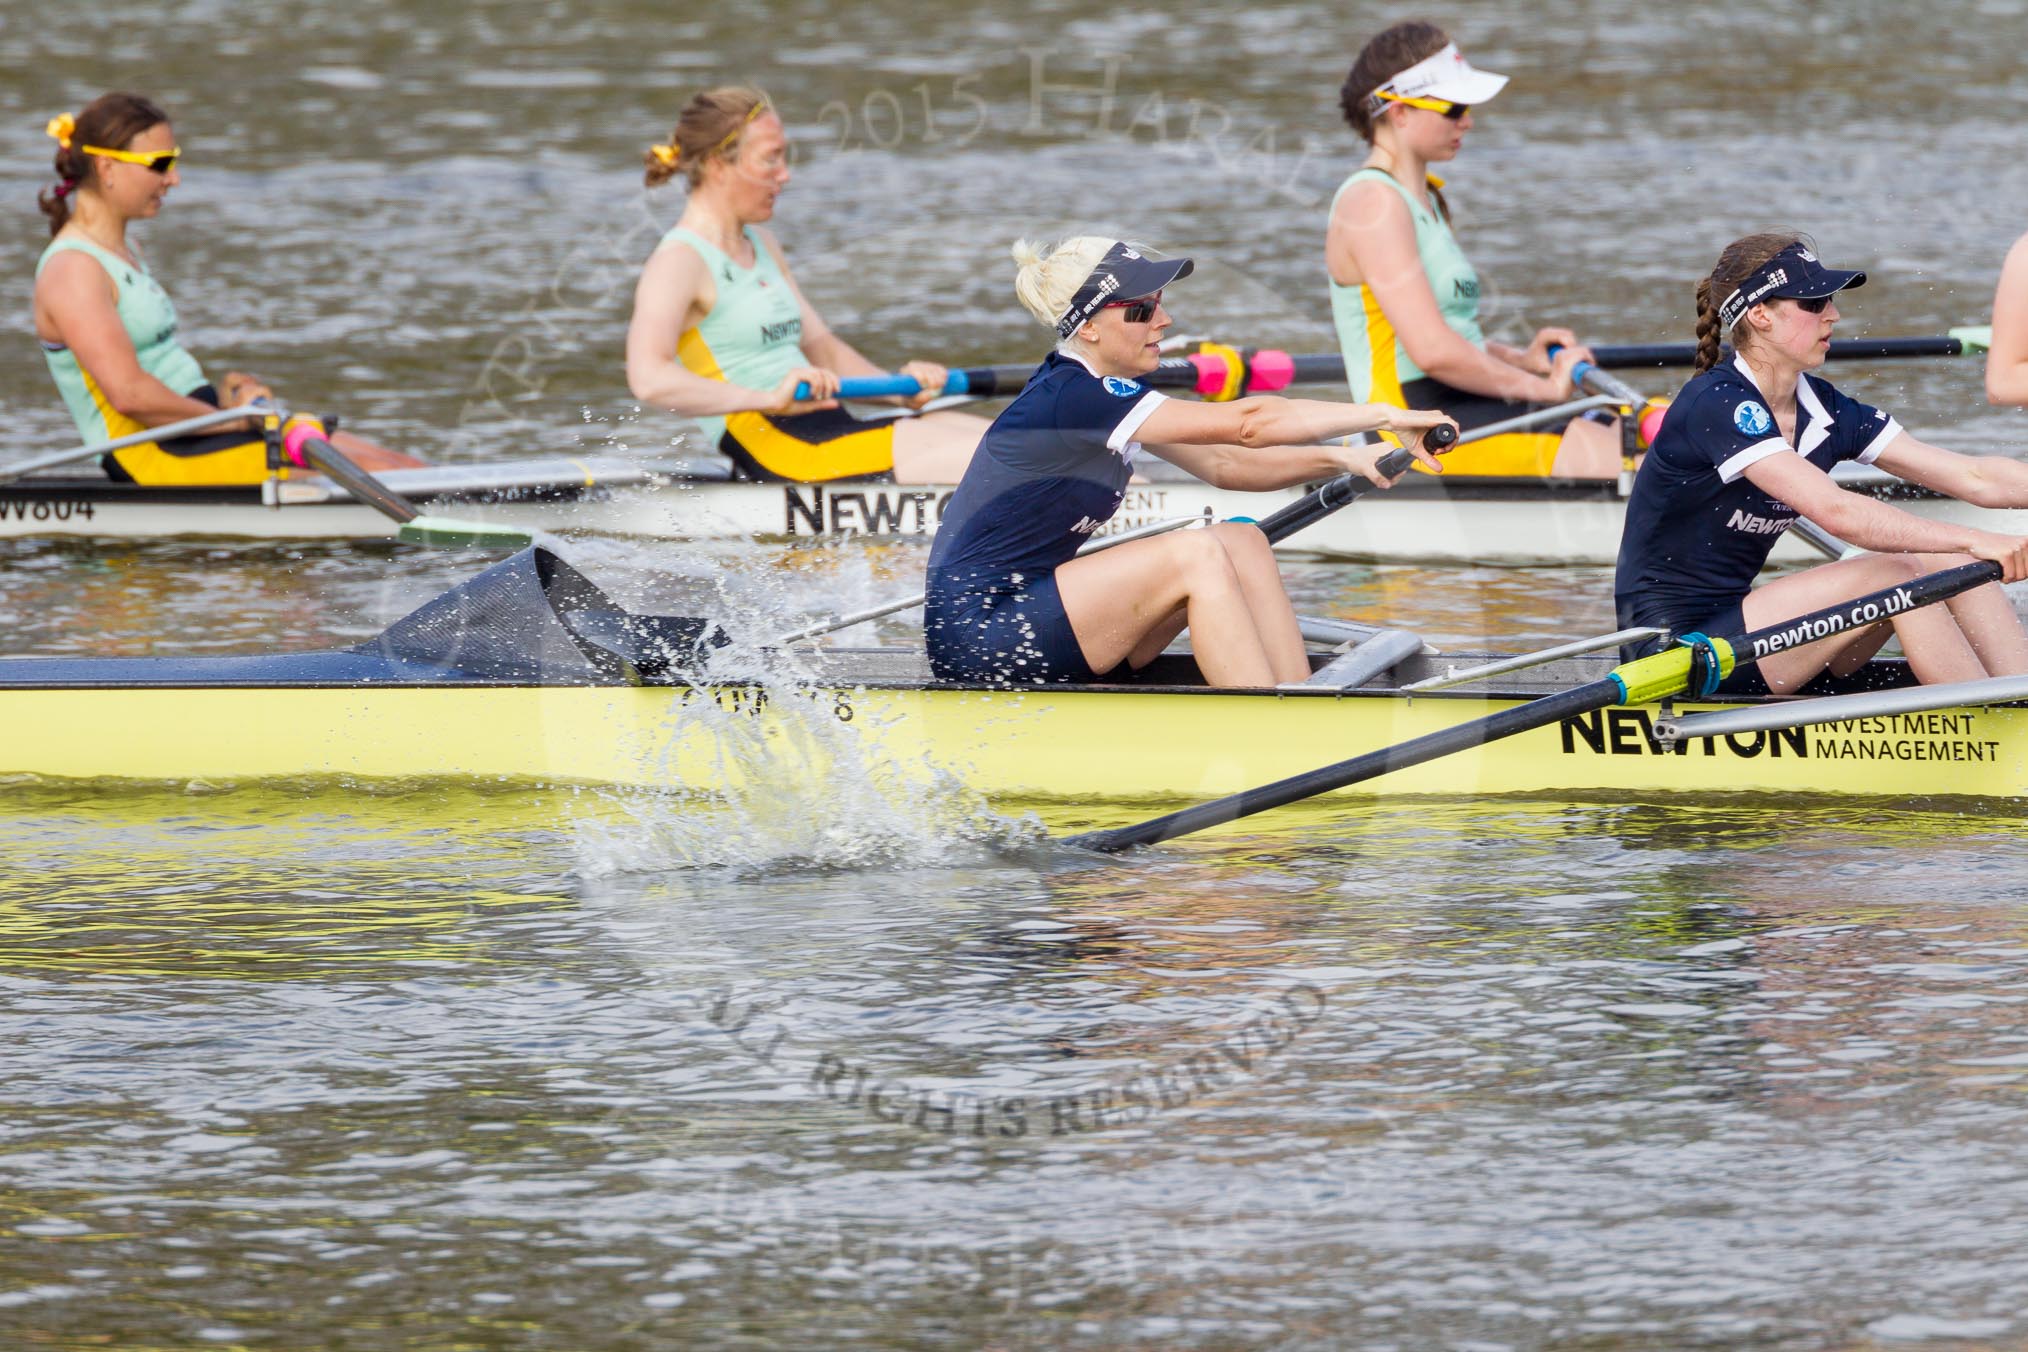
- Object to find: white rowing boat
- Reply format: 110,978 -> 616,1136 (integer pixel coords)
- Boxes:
1,453 -> 2015,565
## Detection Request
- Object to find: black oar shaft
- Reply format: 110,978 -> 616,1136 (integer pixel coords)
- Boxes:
296,437 -> 420,524
1252,447 -> 1419,543
1591,336 -> 1969,369
1070,680 -> 1619,852
1068,560 -> 2007,853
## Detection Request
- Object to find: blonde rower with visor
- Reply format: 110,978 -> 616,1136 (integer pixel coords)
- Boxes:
1327,22 -> 1625,478
923,236 -> 1456,689
626,87 -> 987,484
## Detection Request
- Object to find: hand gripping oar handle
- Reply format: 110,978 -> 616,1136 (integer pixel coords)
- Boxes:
1548,343 -> 1647,409
1250,424 -> 1457,544
1066,559 -> 2004,853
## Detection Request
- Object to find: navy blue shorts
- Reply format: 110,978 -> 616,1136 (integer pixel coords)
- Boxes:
924,573 -> 1105,685
1621,598 -> 1768,696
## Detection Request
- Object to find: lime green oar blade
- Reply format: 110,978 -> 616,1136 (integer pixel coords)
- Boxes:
1951,325 -> 1994,353
396,514 -> 534,548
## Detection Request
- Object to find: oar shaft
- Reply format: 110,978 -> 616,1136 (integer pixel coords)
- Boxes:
296,437 -> 420,524
810,359 -> 1209,402
1251,448 -> 1414,543
844,335 -> 1984,405
0,403 -> 266,484
1589,335 -> 1975,368
1726,560 -> 1999,669
1068,559 -> 2007,853
1072,679 -> 1621,852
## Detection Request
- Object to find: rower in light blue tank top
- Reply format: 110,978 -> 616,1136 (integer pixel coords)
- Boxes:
37,235 -> 207,445
661,224 -> 806,448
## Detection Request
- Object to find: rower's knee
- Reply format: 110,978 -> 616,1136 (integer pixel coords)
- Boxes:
1174,529 -> 1246,592
1207,520 -> 1272,555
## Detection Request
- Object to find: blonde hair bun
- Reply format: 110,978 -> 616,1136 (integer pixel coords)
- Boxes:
1009,235 -> 1118,333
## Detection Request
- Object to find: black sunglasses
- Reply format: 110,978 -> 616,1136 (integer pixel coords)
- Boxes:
1105,291 -> 1163,324
1792,296 -> 1831,314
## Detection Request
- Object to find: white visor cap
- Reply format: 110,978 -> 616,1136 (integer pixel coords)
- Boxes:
1378,42 -> 1509,106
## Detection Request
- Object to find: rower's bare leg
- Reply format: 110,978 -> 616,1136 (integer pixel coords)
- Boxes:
1208,522 -> 1309,683
1900,553 -> 2028,676
1548,415 -> 1628,479
1126,606 -> 1188,669
1745,554 -> 2003,691
331,428 -> 426,471
890,411 -> 989,484
1055,530 -> 1278,687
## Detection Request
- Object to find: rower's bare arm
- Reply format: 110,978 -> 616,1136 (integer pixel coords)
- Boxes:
626,243 -> 833,416
1988,233 -> 2028,406
1135,392 -> 1450,451
756,230 -> 932,407
1331,181 -> 1563,403
35,252 -> 220,428
1145,438 -> 1438,491
1873,431 -> 2028,509
1749,450 -> 2028,561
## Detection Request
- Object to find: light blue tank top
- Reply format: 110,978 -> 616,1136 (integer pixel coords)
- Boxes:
661,225 -> 807,446
36,236 -> 207,443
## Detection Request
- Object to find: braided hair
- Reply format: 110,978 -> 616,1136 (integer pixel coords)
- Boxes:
1693,232 -> 1810,372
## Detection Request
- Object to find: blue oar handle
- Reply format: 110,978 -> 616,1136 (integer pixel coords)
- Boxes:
1548,343 -> 1646,408
1545,342 -> 1598,390
793,372 -> 975,401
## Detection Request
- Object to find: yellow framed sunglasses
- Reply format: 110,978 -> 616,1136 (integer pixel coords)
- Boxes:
83,143 -> 182,173
716,100 -> 770,155
1372,91 -> 1470,121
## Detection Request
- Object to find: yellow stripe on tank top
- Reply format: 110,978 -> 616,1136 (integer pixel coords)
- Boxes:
1359,284 -> 1405,409
1357,283 -> 1561,478
676,326 -> 726,381
81,367 -> 269,486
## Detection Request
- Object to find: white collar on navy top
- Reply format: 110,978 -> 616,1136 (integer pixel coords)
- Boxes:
1731,353 -> 1832,458
1061,347 -> 1104,378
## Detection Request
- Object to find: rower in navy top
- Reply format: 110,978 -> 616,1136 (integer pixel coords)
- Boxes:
926,235 -> 1457,688
1616,232 -> 2028,693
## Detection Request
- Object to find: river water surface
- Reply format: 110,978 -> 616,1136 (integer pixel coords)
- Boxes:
5,2 -> 2028,1347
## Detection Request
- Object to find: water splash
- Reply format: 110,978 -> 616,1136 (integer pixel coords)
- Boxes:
569,561 -> 1042,876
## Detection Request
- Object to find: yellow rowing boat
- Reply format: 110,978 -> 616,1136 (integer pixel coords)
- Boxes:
2,549 -> 2022,809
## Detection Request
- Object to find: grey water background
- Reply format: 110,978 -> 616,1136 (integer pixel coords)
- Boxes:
5,2 -> 2028,1347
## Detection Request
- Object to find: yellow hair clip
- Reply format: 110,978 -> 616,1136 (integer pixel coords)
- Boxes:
650,143 -> 680,168
45,112 -> 76,149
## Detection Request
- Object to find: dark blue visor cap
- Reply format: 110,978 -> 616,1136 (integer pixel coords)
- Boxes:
1719,243 -> 1866,329
1054,243 -> 1196,339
